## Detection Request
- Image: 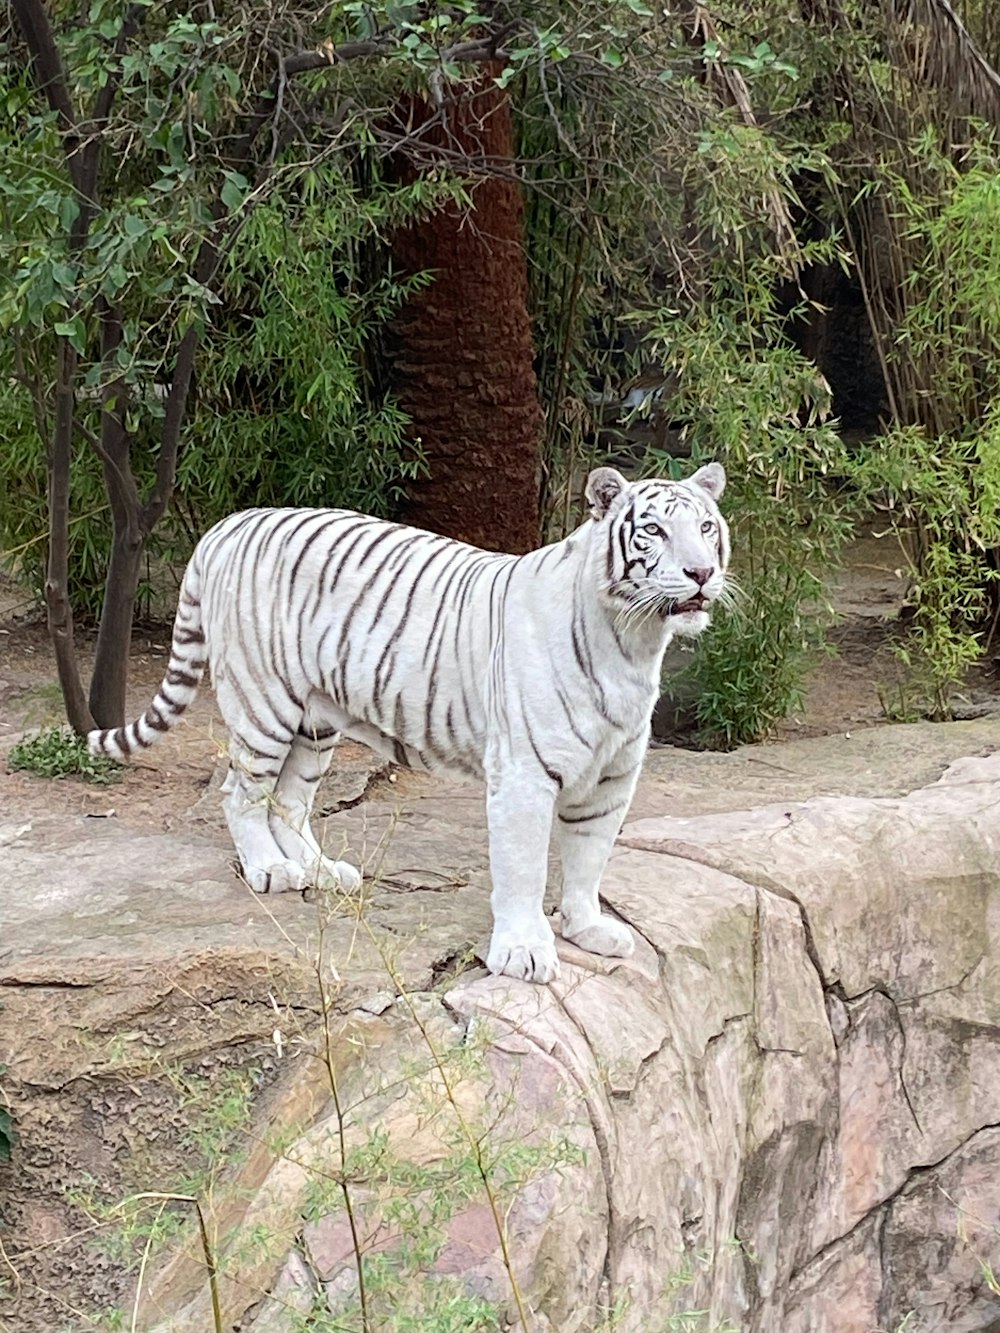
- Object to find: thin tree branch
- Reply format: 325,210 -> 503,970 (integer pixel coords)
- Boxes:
11,337 -> 50,447
224,27 -> 516,172
95,300 -> 141,522
142,327 -> 200,533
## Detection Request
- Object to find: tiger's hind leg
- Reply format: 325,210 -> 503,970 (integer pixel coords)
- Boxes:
269,726 -> 362,892
223,762 -> 311,894
217,681 -> 310,894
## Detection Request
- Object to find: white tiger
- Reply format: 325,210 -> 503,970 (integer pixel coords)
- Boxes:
89,463 -> 730,984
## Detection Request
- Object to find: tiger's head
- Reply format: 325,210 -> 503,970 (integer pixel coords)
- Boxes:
585,462 -> 730,636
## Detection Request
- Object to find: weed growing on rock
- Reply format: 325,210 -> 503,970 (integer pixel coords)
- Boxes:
38,811 -> 589,1332
285,871 -> 584,1333
596,1271 -> 741,1333
63,1059 -> 263,1317
0,1064 -> 12,1163
7,727 -> 121,784
168,1065 -> 259,1193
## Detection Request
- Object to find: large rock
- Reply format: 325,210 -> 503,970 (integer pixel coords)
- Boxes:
101,739 -> 1000,1333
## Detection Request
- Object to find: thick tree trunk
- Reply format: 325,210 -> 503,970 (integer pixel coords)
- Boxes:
390,78 -> 544,554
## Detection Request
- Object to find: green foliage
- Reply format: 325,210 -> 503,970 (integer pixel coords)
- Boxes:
291,1262 -> 503,1332
177,167 -> 444,530
8,727 -> 122,784
520,18 -> 857,744
840,129 -> 1000,715
0,4 -> 461,620
68,1063 -> 261,1282
6,0 -> 1000,737
848,423 -> 1000,717
76,1182 -> 189,1272
519,2 -> 1000,739
643,278 -> 854,747
285,1018 -> 584,1331
173,1065 -> 259,1183
0,397 -> 156,621
66,994 -> 580,1331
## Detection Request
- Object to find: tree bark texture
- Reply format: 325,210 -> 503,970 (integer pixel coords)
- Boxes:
390,78 -> 544,554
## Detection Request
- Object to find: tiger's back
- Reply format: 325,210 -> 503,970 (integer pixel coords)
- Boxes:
196,507 -> 521,779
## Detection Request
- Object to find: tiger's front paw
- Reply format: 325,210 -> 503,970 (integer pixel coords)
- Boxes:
562,914 -> 635,958
486,931 -> 560,984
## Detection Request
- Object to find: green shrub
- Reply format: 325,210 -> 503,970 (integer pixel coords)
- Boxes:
8,727 -> 122,784
175,166 -> 445,532
518,26 -> 858,746
633,127 -> 856,746
839,132 -> 1000,715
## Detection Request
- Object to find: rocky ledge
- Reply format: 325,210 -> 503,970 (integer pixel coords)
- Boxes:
2,724 -> 1000,1331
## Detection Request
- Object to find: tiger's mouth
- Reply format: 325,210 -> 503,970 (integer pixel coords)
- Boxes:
668,594 -> 708,615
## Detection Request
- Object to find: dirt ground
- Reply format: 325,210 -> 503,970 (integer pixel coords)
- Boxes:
3,525 -> 1000,1331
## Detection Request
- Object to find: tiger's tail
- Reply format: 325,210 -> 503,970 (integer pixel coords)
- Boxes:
87,558 -> 207,761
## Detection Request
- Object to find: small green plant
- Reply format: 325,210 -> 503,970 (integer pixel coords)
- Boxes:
171,1065 -> 259,1195
847,415 -> 1000,719
7,727 -> 122,784
876,679 -> 923,725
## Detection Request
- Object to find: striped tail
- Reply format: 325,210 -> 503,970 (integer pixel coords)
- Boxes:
88,561 -> 206,761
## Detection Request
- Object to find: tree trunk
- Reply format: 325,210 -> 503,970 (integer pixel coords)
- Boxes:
89,526 -> 144,727
87,307 -> 142,726
390,77 -> 544,554
46,339 -> 95,735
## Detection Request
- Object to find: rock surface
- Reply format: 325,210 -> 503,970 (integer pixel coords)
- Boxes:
3,722 -> 1000,1330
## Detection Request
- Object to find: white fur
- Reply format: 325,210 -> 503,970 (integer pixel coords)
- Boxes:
89,463 -> 729,984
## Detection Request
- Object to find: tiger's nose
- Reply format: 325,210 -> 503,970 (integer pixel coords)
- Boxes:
684,566 -> 714,587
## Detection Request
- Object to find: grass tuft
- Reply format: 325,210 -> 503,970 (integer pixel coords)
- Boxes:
8,726 -> 122,784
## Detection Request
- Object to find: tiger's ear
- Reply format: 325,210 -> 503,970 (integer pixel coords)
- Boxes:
586,467 -> 629,520
689,462 -> 726,502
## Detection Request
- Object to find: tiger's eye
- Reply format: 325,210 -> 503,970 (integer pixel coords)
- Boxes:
642,523 -> 664,538
700,520 -> 714,534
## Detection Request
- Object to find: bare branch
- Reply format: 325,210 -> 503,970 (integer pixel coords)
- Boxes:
142,327 -> 199,534
95,301 -> 141,523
